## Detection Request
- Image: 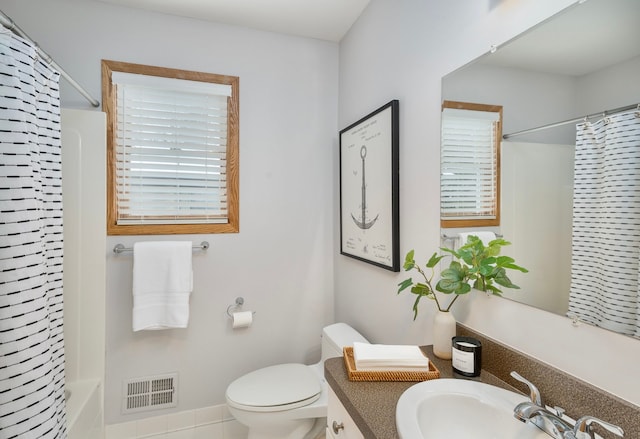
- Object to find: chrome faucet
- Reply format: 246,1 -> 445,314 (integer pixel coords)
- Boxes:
511,372 -> 572,439
511,371 -> 544,406
510,372 -> 625,439
564,416 -> 624,439
513,400 -> 572,439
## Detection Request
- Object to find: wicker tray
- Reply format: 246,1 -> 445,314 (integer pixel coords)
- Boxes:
343,347 -> 440,382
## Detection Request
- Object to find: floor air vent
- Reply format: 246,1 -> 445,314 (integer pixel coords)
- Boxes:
122,373 -> 178,414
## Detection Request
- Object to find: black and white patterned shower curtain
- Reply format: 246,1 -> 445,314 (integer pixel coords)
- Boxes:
0,28 -> 67,438
568,110 -> 640,338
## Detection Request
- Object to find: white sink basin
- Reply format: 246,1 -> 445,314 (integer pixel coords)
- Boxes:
396,378 -> 549,439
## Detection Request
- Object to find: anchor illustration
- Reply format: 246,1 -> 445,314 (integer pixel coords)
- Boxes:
351,145 -> 379,229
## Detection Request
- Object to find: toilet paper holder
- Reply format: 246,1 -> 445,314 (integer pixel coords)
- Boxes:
226,297 -> 256,317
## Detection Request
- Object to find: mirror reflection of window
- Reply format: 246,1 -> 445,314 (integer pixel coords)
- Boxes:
440,101 -> 502,228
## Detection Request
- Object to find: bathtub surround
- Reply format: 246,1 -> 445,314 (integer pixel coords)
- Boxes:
65,380 -> 103,438
0,29 -> 67,437
60,108 -> 107,438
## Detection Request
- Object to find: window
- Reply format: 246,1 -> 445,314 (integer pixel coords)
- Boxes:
440,100 -> 502,228
102,60 -> 239,235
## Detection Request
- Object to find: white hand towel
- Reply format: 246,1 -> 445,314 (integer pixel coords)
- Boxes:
353,342 -> 430,371
457,231 -> 497,248
132,241 -> 193,331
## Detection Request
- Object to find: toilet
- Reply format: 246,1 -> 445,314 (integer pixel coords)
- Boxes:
225,323 -> 369,439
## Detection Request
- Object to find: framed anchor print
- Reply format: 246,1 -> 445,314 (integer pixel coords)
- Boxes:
339,100 -> 399,271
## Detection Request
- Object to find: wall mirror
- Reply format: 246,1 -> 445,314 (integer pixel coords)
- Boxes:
441,0 -> 640,338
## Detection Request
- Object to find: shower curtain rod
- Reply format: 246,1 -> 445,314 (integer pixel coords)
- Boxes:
0,10 -> 100,107
502,103 -> 639,140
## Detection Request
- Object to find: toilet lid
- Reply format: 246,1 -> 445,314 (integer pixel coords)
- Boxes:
226,363 -> 321,412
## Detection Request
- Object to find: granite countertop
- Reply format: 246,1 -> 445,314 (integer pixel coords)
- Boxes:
324,345 -> 520,439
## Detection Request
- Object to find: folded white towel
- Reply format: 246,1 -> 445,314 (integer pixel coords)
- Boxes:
353,342 -> 430,371
457,231 -> 497,248
132,241 -> 193,331
354,366 -> 431,372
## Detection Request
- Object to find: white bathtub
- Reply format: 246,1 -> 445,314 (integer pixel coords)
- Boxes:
66,379 -> 103,439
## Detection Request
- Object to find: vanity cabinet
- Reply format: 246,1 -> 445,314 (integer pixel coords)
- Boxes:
327,387 -> 364,439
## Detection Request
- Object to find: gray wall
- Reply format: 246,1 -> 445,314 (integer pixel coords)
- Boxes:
0,0 -> 338,424
336,0 -> 640,407
444,55 -> 640,144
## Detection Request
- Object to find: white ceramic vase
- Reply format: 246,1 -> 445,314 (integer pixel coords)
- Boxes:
432,310 -> 456,360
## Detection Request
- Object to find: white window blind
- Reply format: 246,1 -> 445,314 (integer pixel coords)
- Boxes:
441,107 -> 500,220
112,73 -> 232,225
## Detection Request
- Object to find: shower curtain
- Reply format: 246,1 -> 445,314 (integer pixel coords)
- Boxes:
568,110 -> 640,338
0,28 -> 67,438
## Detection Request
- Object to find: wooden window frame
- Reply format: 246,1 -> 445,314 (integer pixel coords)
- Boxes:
440,100 -> 502,228
102,60 -> 239,235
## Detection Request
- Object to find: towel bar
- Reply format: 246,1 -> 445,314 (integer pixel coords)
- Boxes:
113,241 -> 210,254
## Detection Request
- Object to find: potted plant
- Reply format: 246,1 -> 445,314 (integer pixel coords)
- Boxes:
397,235 -> 528,359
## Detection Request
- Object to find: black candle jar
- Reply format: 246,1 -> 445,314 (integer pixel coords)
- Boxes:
451,336 -> 482,377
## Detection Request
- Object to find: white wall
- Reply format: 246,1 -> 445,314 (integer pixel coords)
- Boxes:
444,64 -> 578,144
500,141 -> 573,315
0,0 -> 338,424
576,55 -> 640,114
337,0 -> 640,407
61,109 -> 106,384
443,55 -> 640,145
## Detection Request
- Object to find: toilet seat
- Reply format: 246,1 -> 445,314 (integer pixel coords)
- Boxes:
226,363 -> 321,413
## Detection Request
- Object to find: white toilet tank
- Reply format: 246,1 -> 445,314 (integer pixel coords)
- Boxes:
321,323 -> 369,363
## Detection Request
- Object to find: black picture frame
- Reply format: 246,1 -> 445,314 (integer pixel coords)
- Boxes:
339,100 -> 399,271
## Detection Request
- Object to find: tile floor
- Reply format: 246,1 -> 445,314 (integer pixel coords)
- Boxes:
147,422 -> 326,439
105,404 -> 327,439
145,420 -> 246,439
104,406 -> 248,439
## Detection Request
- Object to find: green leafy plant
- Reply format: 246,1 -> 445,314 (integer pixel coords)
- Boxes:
397,235 -> 528,319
